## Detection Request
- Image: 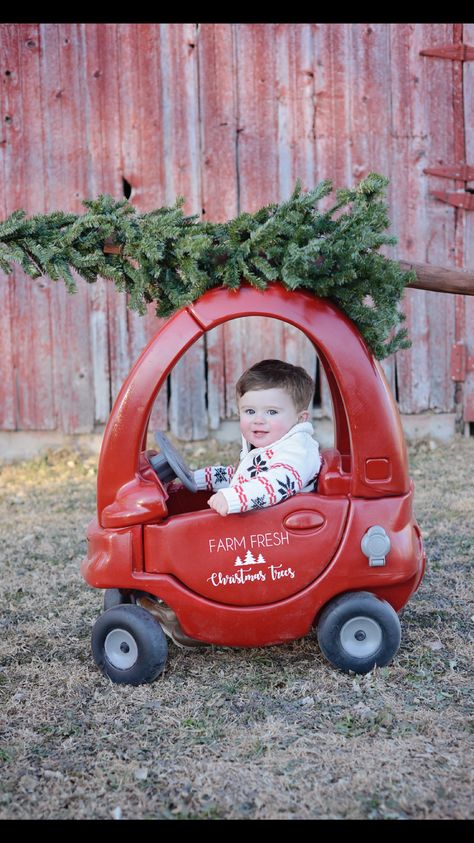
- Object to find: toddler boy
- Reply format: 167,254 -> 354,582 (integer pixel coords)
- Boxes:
194,359 -> 321,516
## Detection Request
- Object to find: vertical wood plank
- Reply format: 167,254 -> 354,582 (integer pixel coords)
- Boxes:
10,24 -> 56,430
275,24 -> 319,399
461,22 -> 474,422
312,24 -> 352,195
80,23 -> 121,426
38,23 -> 94,434
0,25 -> 19,429
312,23 -> 353,418
124,23 -> 169,432
390,23 -> 456,414
160,23 -> 207,440
349,24 -> 392,181
101,23 -> 140,408
234,24 -> 280,212
348,24 -> 397,394
198,23 -> 239,429
275,24 -> 318,196
0,272 -> 15,429
388,23 -> 428,413
113,23 -> 168,433
223,24 -> 283,418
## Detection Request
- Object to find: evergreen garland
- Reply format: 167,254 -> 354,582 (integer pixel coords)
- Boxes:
0,173 -> 414,359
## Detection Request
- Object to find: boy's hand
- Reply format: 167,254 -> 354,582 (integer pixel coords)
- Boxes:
208,492 -> 229,516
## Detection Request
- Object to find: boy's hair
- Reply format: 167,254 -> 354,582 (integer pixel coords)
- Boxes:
236,359 -> 315,413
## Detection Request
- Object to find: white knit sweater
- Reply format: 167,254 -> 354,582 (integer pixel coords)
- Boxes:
193,422 -> 321,514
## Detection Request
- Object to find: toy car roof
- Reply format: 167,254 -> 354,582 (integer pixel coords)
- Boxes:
97,282 -> 409,523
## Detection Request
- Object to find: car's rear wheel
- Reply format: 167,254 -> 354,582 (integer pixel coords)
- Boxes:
316,591 -> 401,674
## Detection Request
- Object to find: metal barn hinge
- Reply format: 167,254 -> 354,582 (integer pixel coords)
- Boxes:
424,164 -> 474,210
420,44 -> 474,61
430,191 -> 474,211
424,164 -> 474,181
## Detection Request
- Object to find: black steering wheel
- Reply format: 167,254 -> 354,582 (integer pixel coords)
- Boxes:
149,432 -> 198,493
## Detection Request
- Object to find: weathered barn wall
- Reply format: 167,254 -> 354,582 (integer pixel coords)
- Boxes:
0,23 -> 472,440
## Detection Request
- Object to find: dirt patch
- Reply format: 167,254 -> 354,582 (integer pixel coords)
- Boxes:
0,439 -> 473,819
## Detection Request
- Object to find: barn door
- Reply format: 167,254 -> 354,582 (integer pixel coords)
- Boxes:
421,23 -> 474,430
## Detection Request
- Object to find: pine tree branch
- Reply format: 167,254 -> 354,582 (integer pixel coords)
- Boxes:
0,174 -> 417,358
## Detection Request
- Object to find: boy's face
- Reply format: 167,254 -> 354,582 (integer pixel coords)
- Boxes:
238,387 -> 309,448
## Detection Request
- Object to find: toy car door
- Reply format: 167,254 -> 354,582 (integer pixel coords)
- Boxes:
143,492 -> 349,605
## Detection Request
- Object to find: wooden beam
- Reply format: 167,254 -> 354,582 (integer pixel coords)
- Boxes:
401,261 -> 474,296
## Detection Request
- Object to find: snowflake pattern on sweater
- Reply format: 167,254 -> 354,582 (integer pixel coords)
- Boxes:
193,422 -> 321,515
213,466 -> 233,485
248,454 -> 269,477
250,495 -> 267,509
277,475 -> 296,499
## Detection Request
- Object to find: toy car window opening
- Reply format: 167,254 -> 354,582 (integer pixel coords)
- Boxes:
143,344 -> 353,517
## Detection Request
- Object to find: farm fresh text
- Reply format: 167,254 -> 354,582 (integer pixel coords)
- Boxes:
208,530 -> 290,554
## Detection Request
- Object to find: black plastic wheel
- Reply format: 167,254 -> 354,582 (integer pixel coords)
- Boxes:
92,603 -> 168,685
316,591 -> 401,674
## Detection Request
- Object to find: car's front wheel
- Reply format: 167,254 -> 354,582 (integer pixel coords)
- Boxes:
92,603 -> 168,685
316,591 -> 401,674
103,588 -> 133,611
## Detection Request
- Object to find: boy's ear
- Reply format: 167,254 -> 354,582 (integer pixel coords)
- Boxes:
298,410 -> 310,423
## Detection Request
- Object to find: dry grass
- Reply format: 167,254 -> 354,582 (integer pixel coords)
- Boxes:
0,437 -> 473,820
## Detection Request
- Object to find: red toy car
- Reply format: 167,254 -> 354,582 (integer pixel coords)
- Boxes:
82,283 -> 425,684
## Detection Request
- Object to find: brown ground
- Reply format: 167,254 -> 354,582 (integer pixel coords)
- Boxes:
0,437 -> 473,820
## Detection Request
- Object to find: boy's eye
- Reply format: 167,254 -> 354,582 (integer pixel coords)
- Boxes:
244,409 -> 255,415
267,409 -> 278,415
